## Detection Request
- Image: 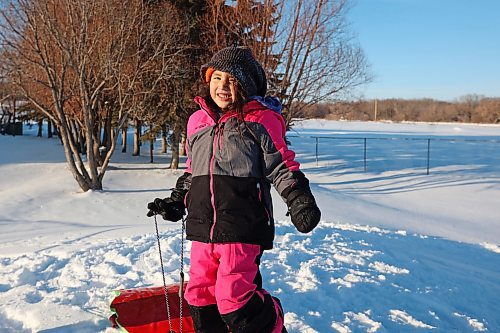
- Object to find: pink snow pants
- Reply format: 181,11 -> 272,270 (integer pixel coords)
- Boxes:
184,241 -> 284,332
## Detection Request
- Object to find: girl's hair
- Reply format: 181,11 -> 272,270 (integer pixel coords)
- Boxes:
202,83 -> 247,117
203,84 -> 257,142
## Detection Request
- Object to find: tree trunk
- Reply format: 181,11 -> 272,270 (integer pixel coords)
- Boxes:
161,124 -> 168,154
54,109 -> 93,192
102,107 -> 113,156
93,131 -> 103,167
149,124 -> 154,163
169,123 -> 180,169
133,119 -> 142,156
121,125 -> 127,153
179,129 -> 186,156
47,121 -> 53,138
92,121 -> 104,167
78,129 -> 86,156
37,119 -> 43,137
55,124 -> 63,144
101,119 -> 108,149
52,120 -> 59,137
61,130 -> 91,192
69,120 -> 80,154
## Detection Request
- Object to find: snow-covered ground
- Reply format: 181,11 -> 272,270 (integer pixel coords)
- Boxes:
0,120 -> 499,332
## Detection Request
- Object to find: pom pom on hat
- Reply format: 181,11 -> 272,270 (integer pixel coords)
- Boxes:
201,46 -> 267,97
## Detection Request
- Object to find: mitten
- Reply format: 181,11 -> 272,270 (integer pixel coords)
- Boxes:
283,171 -> 321,233
287,190 -> 321,233
146,197 -> 185,222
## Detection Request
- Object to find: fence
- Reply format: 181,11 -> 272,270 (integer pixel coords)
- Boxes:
288,135 -> 500,175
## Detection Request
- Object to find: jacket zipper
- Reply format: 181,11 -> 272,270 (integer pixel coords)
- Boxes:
209,123 -> 218,241
208,114 -> 232,241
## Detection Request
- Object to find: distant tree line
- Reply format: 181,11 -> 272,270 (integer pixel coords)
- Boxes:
301,94 -> 500,123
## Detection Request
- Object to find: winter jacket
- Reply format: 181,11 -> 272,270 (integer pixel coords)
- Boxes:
172,96 -> 300,250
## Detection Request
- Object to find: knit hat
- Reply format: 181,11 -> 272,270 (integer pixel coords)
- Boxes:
201,46 -> 267,97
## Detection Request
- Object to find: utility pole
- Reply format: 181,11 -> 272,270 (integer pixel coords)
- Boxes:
374,99 -> 378,121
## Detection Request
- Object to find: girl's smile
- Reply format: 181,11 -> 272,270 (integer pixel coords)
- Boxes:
210,70 -> 238,110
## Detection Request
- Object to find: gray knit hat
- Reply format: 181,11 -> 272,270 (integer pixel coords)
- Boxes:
201,46 -> 267,97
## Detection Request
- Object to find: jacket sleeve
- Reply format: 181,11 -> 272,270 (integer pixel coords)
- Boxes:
255,111 -> 301,198
170,171 -> 191,203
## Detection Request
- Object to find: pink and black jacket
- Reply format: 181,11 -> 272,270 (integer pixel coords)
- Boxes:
172,96 -> 300,250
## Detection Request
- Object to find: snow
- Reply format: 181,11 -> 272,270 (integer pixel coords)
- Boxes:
1,120 -> 499,332
388,310 -> 435,329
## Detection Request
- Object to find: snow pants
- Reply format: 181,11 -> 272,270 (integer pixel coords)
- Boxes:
184,241 -> 285,333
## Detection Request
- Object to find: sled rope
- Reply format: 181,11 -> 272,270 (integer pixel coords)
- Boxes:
154,214 -> 174,333
154,214 -> 187,333
179,216 -> 186,333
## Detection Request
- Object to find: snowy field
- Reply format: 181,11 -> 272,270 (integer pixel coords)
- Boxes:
0,120 -> 499,332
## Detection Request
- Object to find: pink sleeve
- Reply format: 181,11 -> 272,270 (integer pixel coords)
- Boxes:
258,112 -> 300,172
185,109 -> 217,174
185,146 -> 192,173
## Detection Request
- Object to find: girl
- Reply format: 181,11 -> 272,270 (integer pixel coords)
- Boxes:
147,46 -> 321,333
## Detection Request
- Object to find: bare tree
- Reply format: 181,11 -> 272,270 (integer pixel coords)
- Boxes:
107,0 -> 190,165
205,0 -> 371,127
475,98 -> 500,123
271,0 -> 371,126
458,94 -> 484,122
1,0 -> 189,191
0,80 -> 19,127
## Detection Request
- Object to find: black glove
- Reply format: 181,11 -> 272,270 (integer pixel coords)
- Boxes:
287,190 -> 321,233
147,197 -> 185,222
284,171 -> 321,233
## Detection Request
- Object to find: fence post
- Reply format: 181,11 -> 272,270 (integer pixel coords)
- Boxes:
364,138 -> 367,171
427,138 -> 431,175
315,137 -> 319,166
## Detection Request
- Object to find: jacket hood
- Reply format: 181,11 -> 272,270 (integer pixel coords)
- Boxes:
249,96 -> 283,114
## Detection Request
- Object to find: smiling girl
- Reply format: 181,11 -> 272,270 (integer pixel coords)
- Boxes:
147,46 -> 321,333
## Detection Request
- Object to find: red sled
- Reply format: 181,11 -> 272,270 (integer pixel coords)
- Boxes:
109,283 -> 195,333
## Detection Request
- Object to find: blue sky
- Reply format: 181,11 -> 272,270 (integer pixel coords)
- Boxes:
349,0 -> 500,101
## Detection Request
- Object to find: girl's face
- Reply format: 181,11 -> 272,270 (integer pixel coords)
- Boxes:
209,70 -> 238,111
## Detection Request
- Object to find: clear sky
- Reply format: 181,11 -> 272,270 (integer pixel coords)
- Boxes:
348,0 -> 500,101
